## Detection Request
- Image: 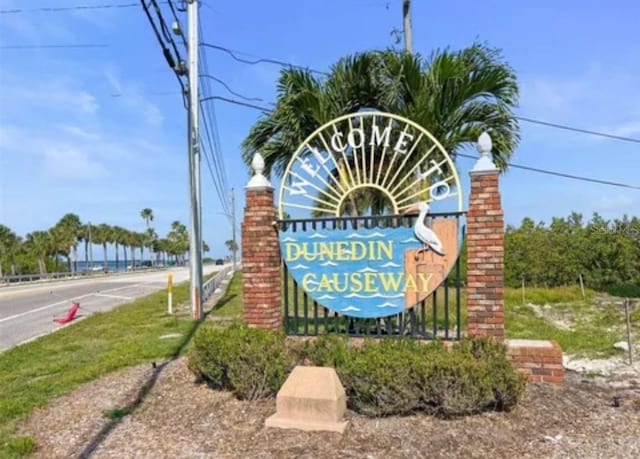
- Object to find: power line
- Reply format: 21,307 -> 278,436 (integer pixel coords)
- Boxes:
456,153 -> 640,190
199,23 -> 232,216
201,43 -> 640,144
200,74 -> 268,103
0,44 -> 108,49
140,0 -> 187,108
200,43 -> 330,76
200,95 -> 273,113
515,116 -> 640,144
0,2 -> 162,14
202,95 -> 640,191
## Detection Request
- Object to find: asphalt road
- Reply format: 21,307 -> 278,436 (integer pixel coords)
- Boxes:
0,264 -> 222,352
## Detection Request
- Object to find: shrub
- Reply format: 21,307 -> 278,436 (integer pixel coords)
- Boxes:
331,337 -> 525,417
190,324 -> 526,417
301,334 -> 350,367
337,339 -> 430,416
188,323 -> 294,400
607,283 -> 640,298
420,338 -> 526,415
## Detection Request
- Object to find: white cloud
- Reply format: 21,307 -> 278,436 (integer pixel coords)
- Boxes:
592,194 -> 638,214
14,85 -> 99,114
603,121 -> 640,138
43,146 -> 108,180
104,67 -> 164,127
58,125 -> 101,141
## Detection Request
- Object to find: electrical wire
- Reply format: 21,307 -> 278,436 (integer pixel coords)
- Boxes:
200,95 -> 640,190
0,44 -> 108,49
199,23 -> 232,216
0,2 -> 150,14
150,0 -> 183,68
167,0 -> 188,50
201,42 -> 640,145
515,116 -> 640,144
199,96 -> 273,112
456,153 -> 640,190
140,0 -> 187,108
199,74 -> 267,103
200,43 -> 330,76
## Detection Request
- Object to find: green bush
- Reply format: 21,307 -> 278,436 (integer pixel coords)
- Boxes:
338,339 -> 431,416
332,337 -> 525,417
188,323 -> 294,400
189,324 -> 526,417
607,283 -> 640,298
301,334 -> 350,367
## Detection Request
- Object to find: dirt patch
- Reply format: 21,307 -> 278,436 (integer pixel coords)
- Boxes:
20,358 -> 640,459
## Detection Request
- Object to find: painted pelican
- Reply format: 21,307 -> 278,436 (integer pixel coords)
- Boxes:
404,202 -> 445,257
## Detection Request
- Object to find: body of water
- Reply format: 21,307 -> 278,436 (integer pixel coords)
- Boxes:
73,260 -> 172,272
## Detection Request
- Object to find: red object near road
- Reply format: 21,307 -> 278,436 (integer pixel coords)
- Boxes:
54,302 -> 80,324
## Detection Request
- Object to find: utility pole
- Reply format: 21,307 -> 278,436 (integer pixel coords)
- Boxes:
402,0 -> 413,54
231,187 -> 237,270
188,0 -> 203,319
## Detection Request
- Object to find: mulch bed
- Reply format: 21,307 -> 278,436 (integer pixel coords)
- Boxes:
20,358 -> 640,459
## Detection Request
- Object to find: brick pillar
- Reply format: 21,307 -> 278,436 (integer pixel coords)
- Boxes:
241,153 -> 282,330
466,133 -> 505,339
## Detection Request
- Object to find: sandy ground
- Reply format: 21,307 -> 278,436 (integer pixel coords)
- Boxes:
19,356 -> 640,459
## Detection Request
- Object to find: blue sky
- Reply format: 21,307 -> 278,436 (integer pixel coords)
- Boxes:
0,0 -> 638,259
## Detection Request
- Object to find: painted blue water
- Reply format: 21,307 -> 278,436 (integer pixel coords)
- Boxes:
280,227 -> 423,318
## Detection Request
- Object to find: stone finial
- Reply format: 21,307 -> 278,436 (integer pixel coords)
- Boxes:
247,152 -> 273,189
471,132 -> 498,174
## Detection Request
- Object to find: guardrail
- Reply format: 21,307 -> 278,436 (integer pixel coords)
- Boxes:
0,266 -> 171,287
203,265 -> 235,303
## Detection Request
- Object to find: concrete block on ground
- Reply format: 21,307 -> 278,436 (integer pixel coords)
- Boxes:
265,366 -> 348,433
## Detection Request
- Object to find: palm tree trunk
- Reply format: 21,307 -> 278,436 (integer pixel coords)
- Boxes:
131,245 -> 136,269
115,242 -> 120,271
84,240 -> 89,270
124,246 -> 128,270
103,242 -> 108,272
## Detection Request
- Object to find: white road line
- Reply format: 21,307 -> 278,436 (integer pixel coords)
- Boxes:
94,293 -> 133,300
0,284 -> 142,324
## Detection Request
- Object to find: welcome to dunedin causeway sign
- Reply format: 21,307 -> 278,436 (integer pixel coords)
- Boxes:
276,112 -> 463,319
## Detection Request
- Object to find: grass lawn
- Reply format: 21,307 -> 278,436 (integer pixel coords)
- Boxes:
209,273 -> 243,318
0,272 -> 628,457
0,279 -> 202,458
504,286 -> 623,358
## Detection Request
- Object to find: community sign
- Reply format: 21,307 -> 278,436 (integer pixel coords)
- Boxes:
277,112 -> 463,318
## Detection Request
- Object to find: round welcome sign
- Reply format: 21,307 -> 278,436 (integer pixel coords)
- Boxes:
278,111 -> 463,318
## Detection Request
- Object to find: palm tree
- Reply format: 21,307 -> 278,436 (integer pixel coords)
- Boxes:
0,224 -> 21,277
137,232 -> 146,262
242,45 -> 519,215
140,208 -> 155,264
168,221 -> 189,265
140,208 -> 154,228
25,231 -> 51,274
93,224 -> 112,271
225,239 -> 238,260
126,230 -> 137,269
51,213 -> 82,272
79,223 -> 93,271
112,226 -> 124,271
145,227 -> 158,265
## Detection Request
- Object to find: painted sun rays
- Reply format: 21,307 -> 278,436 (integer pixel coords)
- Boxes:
278,111 -> 462,219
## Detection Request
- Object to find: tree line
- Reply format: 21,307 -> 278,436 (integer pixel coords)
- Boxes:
0,209 -> 209,277
503,212 -> 639,290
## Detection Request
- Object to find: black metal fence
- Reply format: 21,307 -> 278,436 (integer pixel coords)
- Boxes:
278,212 -> 465,340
